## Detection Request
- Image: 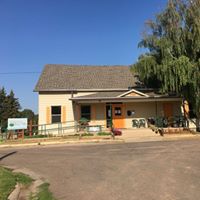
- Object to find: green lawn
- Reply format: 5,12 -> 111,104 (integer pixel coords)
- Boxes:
0,166 -> 55,200
0,167 -> 32,200
30,183 -> 56,200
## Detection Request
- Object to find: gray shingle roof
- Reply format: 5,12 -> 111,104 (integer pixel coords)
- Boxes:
70,93 -> 181,102
72,91 -> 125,99
34,64 -> 137,91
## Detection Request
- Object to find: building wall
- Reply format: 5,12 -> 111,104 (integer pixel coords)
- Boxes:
124,101 -> 182,128
38,92 -> 95,135
38,92 -> 95,124
38,92 -> 182,133
90,103 -> 106,127
87,101 -> 182,129
125,102 -> 156,128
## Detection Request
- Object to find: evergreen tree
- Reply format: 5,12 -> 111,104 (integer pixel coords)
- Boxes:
6,90 -> 21,118
0,87 -> 6,111
0,88 -> 21,131
132,0 -> 200,131
0,87 -> 7,130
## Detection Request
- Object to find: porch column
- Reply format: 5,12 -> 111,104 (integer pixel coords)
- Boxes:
75,103 -> 80,121
91,104 -> 96,121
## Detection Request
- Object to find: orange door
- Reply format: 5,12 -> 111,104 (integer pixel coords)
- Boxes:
112,104 -> 124,128
163,103 -> 173,118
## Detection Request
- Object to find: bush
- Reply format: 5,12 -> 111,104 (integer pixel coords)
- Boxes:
78,118 -> 89,131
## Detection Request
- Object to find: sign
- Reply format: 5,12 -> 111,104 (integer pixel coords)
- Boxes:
87,126 -> 101,132
7,118 -> 28,130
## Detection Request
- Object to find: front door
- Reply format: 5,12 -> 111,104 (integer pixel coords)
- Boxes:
163,103 -> 173,118
112,104 -> 124,128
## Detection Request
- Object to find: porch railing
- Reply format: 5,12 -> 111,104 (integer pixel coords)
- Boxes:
0,120 -> 109,140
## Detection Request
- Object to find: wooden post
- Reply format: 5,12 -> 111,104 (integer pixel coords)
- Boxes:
22,129 -> 24,139
29,120 -> 33,137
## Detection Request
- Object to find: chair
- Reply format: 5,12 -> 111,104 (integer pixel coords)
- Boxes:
139,119 -> 146,128
132,119 -> 139,128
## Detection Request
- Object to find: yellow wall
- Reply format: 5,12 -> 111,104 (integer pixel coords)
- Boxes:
124,101 -> 181,128
90,103 -> 106,127
38,92 -> 95,125
38,91 -> 182,132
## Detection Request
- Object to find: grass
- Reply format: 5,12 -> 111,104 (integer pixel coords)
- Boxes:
73,132 -> 111,136
73,133 -> 94,137
97,132 -> 111,136
0,167 -> 54,200
0,167 -> 33,200
14,172 -> 33,185
24,135 -> 48,139
30,183 -> 56,200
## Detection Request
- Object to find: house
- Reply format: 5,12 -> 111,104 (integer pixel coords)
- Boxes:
34,64 -> 182,134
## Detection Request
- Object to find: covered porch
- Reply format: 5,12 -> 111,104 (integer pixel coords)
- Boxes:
70,90 -> 182,130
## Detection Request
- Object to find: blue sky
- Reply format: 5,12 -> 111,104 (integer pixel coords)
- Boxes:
0,0 -> 167,113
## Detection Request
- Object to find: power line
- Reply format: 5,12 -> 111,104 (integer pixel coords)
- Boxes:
0,71 -> 41,75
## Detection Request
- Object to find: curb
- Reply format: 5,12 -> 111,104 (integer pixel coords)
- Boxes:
8,183 -> 20,200
0,134 -> 199,149
4,166 -> 45,200
162,134 -> 200,141
0,138 -> 124,148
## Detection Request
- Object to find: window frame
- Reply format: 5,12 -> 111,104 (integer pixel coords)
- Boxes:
51,106 -> 61,123
81,105 -> 91,121
114,107 -> 122,116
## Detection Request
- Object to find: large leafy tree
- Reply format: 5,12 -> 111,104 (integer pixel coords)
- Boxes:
132,0 -> 200,130
20,109 -> 38,124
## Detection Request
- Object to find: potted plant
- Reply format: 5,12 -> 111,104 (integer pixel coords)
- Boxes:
78,118 -> 89,131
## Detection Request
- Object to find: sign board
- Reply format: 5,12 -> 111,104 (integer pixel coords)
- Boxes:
7,118 -> 28,130
87,126 -> 101,132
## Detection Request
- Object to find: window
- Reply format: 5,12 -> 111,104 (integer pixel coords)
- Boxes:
51,106 -> 61,123
114,107 -> 121,116
81,105 -> 91,120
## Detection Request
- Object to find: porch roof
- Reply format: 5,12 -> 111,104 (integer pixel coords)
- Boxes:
70,91 -> 182,103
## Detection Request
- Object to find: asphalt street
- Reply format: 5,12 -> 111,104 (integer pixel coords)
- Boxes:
1,140 -> 200,200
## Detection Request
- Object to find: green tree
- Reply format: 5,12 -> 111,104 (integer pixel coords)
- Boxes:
132,0 -> 200,131
20,109 -> 35,120
20,109 -> 38,124
6,90 -> 21,118
0,88 -> 21,131
0,87 -> 7,130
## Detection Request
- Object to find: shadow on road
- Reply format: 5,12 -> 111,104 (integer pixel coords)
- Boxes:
0,151 -> 17,161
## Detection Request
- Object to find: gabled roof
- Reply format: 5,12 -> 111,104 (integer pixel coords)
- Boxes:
70,90 -> 180,101
34,64 -> 138,92
118,89 -> 149,97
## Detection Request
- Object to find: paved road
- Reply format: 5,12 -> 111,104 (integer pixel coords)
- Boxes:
1,140 -> 200,200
